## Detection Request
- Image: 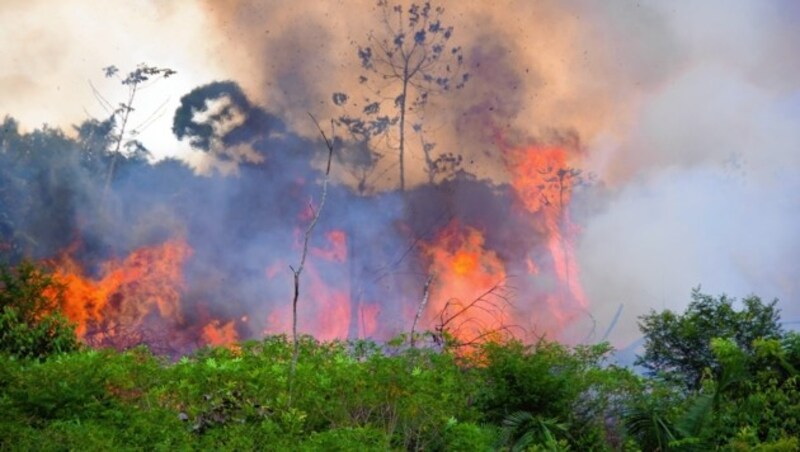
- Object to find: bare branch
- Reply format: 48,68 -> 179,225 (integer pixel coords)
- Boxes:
289,113 -> 336,392
410,274 -> 434,347
431,278 -> 520,351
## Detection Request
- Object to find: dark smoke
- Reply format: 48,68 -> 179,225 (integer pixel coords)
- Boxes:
0,77 -> 585,353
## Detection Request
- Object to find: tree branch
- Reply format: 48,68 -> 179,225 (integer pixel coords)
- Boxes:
410,274 -> 434,347
289,113 -> 336,392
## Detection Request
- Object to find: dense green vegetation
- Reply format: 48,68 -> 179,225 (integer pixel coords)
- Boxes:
0,261 -> 79,360
1,262 -> 799,450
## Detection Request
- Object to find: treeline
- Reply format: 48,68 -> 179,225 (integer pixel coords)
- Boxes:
1,261 -> 799,450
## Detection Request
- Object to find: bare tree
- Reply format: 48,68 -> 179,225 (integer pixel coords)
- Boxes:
289,114 -> 335,385
99,64 -> 176,194
333,1 -> 469,191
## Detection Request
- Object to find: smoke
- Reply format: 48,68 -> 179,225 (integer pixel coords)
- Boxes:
574,1 -> 800,346
2,0 -> 799,350
0,0 -> 234,161
578,168 -> 800,345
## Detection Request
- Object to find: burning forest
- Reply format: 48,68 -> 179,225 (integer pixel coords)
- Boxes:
0,101 -> 591,354
4,2 -> 800,450
1,0 -> 799,357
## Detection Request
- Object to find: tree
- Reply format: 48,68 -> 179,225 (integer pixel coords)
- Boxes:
0,117 -> 112,259
333,1 -> 469,190
99,64 -> 176,192
289,115 -> 335,396
636,288 -> 783,390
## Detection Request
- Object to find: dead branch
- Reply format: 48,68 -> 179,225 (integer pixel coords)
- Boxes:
289,113 -> 335,384
433,278 -> 524,350
438,280 -> 509,330
409,274 -> 434,348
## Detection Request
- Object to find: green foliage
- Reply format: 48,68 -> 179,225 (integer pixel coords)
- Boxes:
442,421 -> 497,451
476,340 -> 582,422
636,288 -> 782,390
728,427 -> 799,451
500,411 -> 569,451
623,323 -> 800,451
475,340 -> 635,449
0,348 -> 190,451
780,331 -> 800,372
623,390 -> 680,452
300,427 -> 388,451
0,334 -> 640,450
0,303 -> 795,451
0,261 -> 79,359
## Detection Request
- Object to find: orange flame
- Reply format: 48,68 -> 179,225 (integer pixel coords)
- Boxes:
201,320 -> 239,347
49,238 -> 193,340
421,221 -> 509,344
503,144 -> 588,331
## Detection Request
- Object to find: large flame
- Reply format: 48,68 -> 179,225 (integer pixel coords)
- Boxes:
420,220 -> 510,344
503,143 -> 588,331
48,238 -> 193,344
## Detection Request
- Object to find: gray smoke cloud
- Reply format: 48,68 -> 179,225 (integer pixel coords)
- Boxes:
2,0 -> 799,351
574,1 -> 800,347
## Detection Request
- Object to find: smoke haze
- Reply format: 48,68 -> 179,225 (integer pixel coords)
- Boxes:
1,0 -> 798,349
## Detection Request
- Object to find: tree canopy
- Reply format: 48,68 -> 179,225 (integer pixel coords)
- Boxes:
636,288 -> 783,390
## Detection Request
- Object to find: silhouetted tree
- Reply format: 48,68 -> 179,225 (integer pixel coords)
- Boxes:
333,1 -> 469,190
173,81 -> 305,171
101,64 -> 176,192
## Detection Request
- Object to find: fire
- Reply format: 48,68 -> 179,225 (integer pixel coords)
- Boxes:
357,303 -> 380,338
421,221 -> 509,344
452,250 -> 479,275
265,228 -> 352,341
503,143 -> 588,330
48,238 -> 193,342
34,143 -> 590,351
201,320 -> 239,347
305,229 -> 351,340
504,146 -> 572,214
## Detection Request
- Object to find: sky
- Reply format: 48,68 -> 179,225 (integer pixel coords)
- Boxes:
1,0 -> 799,346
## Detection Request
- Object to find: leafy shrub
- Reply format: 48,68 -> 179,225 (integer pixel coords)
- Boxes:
300,426 -> 388,451
0,261 -> 79,359
4,350 -> 116,421
442,421 -> 497,451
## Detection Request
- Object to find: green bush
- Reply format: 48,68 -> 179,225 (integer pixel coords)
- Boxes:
300,426 -> 388,451
442,421 -> 497,451
0,261 -> 79,360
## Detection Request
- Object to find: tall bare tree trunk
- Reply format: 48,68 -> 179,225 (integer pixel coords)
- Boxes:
398,65 -> 409,191
347,234 -> 361,340
289,114 -> 335,400
104,84 -> 137,196
410,275 -> 433,348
